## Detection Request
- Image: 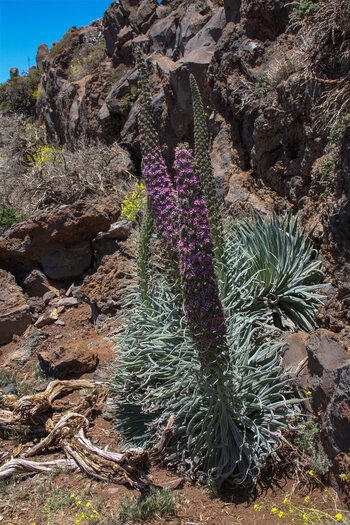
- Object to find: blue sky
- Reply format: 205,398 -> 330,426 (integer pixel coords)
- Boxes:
0,0 -> 113,83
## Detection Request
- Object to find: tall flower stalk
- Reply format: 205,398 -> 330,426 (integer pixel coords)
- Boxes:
174,146 -> 227,367
190,74 -> 224,270
136,47 -> 180,271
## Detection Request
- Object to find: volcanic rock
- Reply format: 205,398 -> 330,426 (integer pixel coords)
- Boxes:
0,270 -> 31,345
37,341 -> 99,378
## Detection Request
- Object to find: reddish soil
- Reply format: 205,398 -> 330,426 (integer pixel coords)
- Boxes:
0,301 -> 347,525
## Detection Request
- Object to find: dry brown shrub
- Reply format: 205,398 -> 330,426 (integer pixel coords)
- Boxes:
0,113 -> 135,214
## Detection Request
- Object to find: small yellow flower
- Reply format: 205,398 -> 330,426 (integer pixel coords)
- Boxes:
44,504 -> 47,508
81,513 -> 85,518
306,391 -> 312,396
271,507 -> 278,514
289,509 -> 293,514
77,500 -> 82,506
305,496 -> 310,502
279,511 -> 284,518
325,514 -> 329,518
93,510 -> 99,514
308,470 -> 314,476
86,502 -> 91,507
335,514 -> 343,521
71,493 -> 75,498
283,497 -> 288,504
302,513 -> 308,520
90,515 -> 94,519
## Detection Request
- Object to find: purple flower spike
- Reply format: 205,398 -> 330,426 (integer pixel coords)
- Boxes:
173,147 -> 227,365
143,150 -> 180,266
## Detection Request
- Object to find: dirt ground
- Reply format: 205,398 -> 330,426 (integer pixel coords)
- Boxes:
0,301 -> 348,525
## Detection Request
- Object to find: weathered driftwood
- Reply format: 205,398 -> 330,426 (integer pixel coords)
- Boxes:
63,427 -> 151,489
11,379 -> 106,421
0,458 -> 77,479
0,381 -> 175,488
0,408 -> 27,432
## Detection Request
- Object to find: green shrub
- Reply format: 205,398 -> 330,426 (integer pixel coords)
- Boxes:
121,84 -> 138,109
255,73 -> 270,97
0,207 -> 26,229
69,40 -> 106,82
118,487 -> 180,523
295,419 -> 332,476
27,144 -> 63,169
292,0 -> 321,21
0,69 -> 41,115
328,113 -> 350,149
319,155 -> 334,182
120,181 -> 146,221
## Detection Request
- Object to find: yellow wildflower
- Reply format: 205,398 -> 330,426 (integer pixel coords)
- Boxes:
86,502 -> 91,507
308,470 -> 314,476
335,514 -> 343,521
77,501 -> 81,506
283,497 -> 288,504
71,493 -> 75,498
306,391 -> 312,396
305,496 -> 310,502
271,507 -> 278,514
279,511 -> 284,518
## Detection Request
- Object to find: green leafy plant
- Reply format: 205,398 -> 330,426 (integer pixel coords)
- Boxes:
328,113 -> 350,149
295,419 -> 332,476
120,181 -> 146,222
318,113 -> 349,184
255,73 -> 270,97
0,207 -> 27,229
319,155 -> 334,182
0,68 -> 41,115
118,486 -> 180,523
109,49 -> 324,489
121,84 -> 138,109
292,0 -> 321,21
28,144 -> 64,169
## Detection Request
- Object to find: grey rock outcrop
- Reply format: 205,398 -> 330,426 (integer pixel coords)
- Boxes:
36,43 -> 49,70
0,197 -> 124,281
284,330 -> 350,459
0,270 -> 31,345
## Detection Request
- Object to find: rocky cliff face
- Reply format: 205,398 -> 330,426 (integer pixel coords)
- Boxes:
34,0 -> 350,332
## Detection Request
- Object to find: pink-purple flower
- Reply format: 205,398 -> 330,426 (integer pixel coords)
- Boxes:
173,147 -> 227,365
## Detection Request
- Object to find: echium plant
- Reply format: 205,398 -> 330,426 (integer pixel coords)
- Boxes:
174,146 -> 227,367
136,47 -> 179,271
190,74 -> 224,269
110,49 -> 324,488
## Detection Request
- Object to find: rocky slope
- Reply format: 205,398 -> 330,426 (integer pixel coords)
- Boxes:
31,0 -> 349,329
0,0 -> 349,505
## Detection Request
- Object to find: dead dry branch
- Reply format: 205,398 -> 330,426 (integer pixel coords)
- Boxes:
0,380 -> 174,489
